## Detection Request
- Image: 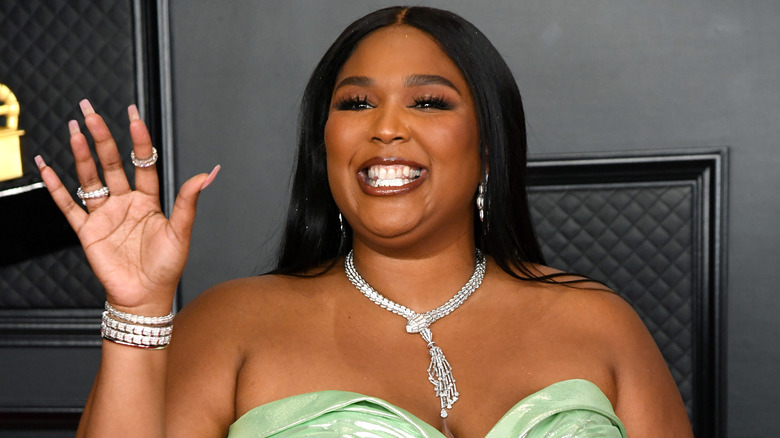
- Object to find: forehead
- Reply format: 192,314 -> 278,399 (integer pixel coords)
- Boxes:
336,25 -> 467,86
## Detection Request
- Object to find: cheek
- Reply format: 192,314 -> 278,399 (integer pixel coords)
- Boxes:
324,115 -> 356,202
324,113 -> 359,156
426,118 -> 481,176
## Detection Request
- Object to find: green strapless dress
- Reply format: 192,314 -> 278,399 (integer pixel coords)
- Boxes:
228,379 -> 626,437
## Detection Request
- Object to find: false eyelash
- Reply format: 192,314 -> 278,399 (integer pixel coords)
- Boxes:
412,95 -> 453,110
334,95 -> 373,110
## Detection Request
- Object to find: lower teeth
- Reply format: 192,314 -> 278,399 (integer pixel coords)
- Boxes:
372,178 -> 411,187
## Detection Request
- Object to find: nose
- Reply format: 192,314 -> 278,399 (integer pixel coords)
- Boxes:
370,105 -> 410,144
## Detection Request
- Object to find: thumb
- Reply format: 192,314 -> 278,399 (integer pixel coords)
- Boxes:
169,165 -> 221,240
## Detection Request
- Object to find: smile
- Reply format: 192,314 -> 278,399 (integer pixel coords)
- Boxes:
365,164 -> 423,187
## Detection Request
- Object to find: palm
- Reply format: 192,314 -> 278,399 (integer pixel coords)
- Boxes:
37,102 -> 217,314
77,192 -> 182,306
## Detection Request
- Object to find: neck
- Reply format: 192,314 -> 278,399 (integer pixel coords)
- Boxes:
348,238 -> 480,311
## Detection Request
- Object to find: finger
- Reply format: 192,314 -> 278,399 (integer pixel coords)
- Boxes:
127,104 -> 159,196
169,166 -> 220,243
35,155 -> 88,233
79,99 -> 132,196
69,120 -> 110,210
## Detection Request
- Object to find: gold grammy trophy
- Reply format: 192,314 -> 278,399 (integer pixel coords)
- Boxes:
0,83 -> 24,182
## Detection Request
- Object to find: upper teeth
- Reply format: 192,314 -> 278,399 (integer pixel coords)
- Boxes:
367,165 -> 422,187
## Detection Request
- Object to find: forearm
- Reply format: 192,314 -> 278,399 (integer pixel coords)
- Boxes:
76,340 -> 168,437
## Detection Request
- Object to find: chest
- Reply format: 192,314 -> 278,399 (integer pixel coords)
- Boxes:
233,305 -> 615,436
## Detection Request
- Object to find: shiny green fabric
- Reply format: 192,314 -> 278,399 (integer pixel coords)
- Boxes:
228,379 -> 626,437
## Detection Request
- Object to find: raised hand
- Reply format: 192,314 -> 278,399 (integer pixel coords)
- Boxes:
36,100 -> 219,316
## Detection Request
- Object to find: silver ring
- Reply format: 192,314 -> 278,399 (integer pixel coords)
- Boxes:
131,147 -> 158,168
77,186 -> 110,206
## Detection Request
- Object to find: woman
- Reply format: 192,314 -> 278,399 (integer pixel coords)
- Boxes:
36,6 -> 692,437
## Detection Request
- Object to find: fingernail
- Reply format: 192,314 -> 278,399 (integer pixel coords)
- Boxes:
68,120 -> 80,135
34,155 -> 46,170
200,165 -> 221,191
128,104 -> 140,121
79,99 -> 95,116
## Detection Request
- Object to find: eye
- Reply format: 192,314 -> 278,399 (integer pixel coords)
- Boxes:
334,95 -> 374,111
411,95 -> 453,110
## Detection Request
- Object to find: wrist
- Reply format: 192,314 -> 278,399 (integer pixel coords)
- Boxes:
104,301 -> 174,324
105,296 -> 175,319
101,302 -> 174,349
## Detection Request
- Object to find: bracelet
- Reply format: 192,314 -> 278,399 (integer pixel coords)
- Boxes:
104,301 -> 174,325
101,324 -> 171,349
101,302 -> 174,349
101,312 -> 173,337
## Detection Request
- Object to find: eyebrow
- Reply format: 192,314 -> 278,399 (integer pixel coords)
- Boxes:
404,74 -> 460,94
333,76 -> 374,90
333,74 -> 461,95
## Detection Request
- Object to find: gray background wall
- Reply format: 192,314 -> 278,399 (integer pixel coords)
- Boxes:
171,1 -> 779,436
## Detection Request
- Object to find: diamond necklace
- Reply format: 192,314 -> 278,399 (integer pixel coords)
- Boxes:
344,249 -> 486,418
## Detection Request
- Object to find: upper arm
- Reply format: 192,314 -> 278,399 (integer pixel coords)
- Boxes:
603,295 -> 694,437
164,281 -> 249,436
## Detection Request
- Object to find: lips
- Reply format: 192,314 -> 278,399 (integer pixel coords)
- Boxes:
357,157 -> 427,194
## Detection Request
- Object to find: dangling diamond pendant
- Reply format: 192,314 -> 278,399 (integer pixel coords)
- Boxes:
419,328 -> 458,418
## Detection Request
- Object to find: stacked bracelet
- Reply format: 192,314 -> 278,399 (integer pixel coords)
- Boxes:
100,302 -> 174,349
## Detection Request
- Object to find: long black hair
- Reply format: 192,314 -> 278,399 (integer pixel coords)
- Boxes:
273,6 -> 547,280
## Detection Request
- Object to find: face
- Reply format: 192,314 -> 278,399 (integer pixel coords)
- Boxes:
324,25 -> 481,250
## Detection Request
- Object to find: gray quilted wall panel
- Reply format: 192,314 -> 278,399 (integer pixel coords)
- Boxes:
0,0 -> 136,313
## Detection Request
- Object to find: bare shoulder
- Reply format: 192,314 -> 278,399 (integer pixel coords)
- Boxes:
165,272 -> 335,435
507,263 -> 693,437
175,272 -> 336,327
177,275 -> 306,320
514,263 -> 638,334
515,262 -> 671,376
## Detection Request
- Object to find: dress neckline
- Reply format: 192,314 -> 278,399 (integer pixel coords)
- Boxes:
230,378 -> 626,437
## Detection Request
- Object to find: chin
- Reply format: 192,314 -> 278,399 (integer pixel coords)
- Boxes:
349,214 -> 422,242
363,221 -> 419,240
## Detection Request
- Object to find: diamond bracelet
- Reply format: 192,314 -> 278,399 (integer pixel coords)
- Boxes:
104,301 -> 174,325
101,323 -> 171,349
101,302 -> 174,349
101,312 -> 173,337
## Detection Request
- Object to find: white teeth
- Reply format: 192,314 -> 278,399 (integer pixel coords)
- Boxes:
371,178 -> 412,187
366,164 -> 422,188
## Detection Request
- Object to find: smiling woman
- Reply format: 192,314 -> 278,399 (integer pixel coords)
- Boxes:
35,5 -> 692,438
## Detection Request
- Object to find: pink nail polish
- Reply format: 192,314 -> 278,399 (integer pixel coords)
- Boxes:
68,120 -> 80,135
201,165 -> 221,190
34,155 -> 46,170
79,99 -> 95,116
128,104 -> 140,121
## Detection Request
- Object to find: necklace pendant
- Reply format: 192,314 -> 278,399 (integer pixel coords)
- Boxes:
420,328 -> 458,418
406,313 -> 430,334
